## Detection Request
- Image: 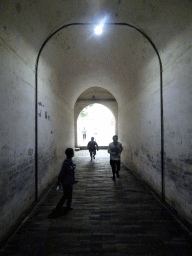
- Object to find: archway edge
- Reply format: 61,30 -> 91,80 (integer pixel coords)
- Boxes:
75,86 -> 117,108
74,87 -> 118,148
35,22 -> 162,72
75,102 -> 117,148
35,22 -> 164,201
75,101 -> 118,127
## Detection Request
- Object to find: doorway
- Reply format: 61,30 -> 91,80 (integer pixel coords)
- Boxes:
77,103 -> 116,146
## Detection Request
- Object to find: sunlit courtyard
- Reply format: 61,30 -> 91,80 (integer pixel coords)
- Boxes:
77,103 -> 116,146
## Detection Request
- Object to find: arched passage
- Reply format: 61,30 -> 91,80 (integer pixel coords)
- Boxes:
1,1 -> 192,245
35,22 -> 164,224
76,103 -> 116,147
74,87 -> 118,147
36,22 -> 164,206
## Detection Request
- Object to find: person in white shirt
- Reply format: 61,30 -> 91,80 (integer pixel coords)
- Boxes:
108,135 -> 123,180
82,127 -> 87,140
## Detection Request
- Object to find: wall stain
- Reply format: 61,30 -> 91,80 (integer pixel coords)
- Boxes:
167,158 -> 172,163
2,145 -> 10,150
28,149 -> 33,156
165,156 -> 192,193
15,3 -> 22,14
146,153 -> 153,163
38,102 -> 44,107
185,159 -> 192,165
134,150 -> 139,156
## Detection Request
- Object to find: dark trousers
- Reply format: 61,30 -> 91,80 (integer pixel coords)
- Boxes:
56,185 -> 72,209
110,160 -> 120,177
90,149 -> 96,158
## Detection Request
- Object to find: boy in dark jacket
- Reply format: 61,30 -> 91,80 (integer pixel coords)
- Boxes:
55,148 -> 76,210
87,137 -> 98,160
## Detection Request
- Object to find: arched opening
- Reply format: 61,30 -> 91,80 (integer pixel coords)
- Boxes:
35,23 -> 163,202
77,103 -> 116,147
74,86 -> 118,148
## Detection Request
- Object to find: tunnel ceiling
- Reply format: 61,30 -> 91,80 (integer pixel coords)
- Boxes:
39,24 -> 158,108
77,87 -> 116,101
1,0 -> 191,108
75,87 -> 117,114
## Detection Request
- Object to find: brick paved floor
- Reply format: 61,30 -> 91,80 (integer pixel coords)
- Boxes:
1,150 -> 192,255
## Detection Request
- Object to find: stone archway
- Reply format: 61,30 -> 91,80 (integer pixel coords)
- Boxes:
74,87 -> 118,147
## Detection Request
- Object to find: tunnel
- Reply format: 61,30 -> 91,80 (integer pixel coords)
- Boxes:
0,0 -> 192,246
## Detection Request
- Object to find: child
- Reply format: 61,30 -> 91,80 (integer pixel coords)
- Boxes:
55,148 -> 76,210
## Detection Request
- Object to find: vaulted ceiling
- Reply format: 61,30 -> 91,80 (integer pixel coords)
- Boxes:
1,0 -> 191,108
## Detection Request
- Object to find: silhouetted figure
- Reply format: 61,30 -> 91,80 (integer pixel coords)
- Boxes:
82,127 -> 87,140
87,137 -> 98,161
55,148 -> 76,211
108,135 -> 123,180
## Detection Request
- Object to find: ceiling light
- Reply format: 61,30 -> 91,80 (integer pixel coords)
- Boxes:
94,25 -> 103,35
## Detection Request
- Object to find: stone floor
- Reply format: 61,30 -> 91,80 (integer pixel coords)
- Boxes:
1,150 -> 192,256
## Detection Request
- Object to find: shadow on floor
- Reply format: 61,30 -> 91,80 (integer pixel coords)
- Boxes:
47,207 -> 71,219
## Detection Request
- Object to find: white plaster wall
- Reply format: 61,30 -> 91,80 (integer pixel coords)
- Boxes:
0,29 -> 36,241
119,59 -> 161,193
0,3 -> 75,243
120,13 -> 192,226
163,44 -> 192,225
37,49 -> 75,197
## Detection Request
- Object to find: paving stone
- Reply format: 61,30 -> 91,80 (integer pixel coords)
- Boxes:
0,150 -> 192,255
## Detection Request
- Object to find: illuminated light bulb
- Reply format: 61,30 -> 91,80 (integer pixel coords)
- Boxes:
95,25 -> 103,35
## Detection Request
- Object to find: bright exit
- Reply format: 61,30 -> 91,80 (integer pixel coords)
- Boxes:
77,103 -> 116,146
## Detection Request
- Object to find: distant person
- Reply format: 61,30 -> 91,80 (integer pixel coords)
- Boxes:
82,127 -> 87,140
94,127 -> 97,140
108,135 -> 123,180
87,137 -> 99,161
55,148 -> 77,211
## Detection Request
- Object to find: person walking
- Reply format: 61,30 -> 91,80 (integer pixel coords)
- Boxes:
82,127 -> 87,140
55,148 -> 76,211
87,137 -> 98,161
108,135 -> 123,180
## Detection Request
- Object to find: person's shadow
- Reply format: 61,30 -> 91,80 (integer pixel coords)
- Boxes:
47,207 -> 70,219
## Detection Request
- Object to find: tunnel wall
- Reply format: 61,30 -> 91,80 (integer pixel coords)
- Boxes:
119,57 -> 162,193
120,25 -> 192,227
163,44 -> 192,226
0,29 -> 37,242
0,31 -> 74,246
38,53 -> 75,196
